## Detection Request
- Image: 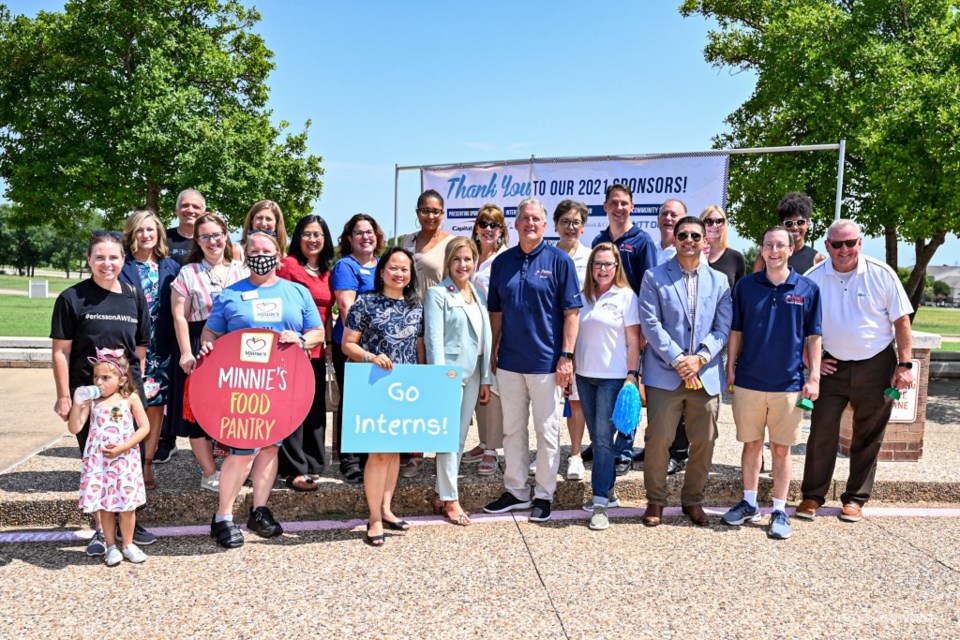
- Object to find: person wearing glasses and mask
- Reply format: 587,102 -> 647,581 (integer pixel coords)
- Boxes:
400,189 -> 455,302
637,216 -> 731,527
752,192 -> 826,274
795,220 -> 914,523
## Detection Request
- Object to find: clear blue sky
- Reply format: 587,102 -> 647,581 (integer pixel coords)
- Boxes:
5,1 -> 958,266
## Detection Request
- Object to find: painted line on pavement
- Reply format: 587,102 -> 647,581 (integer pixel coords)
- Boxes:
3,506 -> 959,544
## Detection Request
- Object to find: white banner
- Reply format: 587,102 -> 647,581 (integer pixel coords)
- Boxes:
421,155 -> 729,247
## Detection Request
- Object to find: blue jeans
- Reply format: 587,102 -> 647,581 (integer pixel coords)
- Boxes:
576,374 -> 622,505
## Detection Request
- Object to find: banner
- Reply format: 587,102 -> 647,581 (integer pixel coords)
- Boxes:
190,329 -> 315,449
421,155 -> 729,248
341,363 -> 463,453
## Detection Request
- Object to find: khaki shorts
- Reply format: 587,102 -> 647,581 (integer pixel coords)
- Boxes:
731,386 -> 803,446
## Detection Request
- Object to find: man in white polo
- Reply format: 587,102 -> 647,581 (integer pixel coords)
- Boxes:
796,219 -> 914,522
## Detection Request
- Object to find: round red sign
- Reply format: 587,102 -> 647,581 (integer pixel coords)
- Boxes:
189,329 -> 315,449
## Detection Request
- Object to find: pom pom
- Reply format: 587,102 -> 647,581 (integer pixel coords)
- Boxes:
612,384 -> 642,436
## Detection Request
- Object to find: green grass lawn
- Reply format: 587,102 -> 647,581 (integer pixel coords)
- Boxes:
0,296 -> 55,337
913,306 -> 960,336
0,273 -> 83,294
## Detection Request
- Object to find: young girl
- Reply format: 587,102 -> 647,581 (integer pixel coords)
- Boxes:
69,348 -> 150,565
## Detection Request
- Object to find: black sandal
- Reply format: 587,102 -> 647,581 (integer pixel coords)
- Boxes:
341,465 -> 364,485
383,518 -> 410,531
210,517 -> 244,549
364,522 -> 385,547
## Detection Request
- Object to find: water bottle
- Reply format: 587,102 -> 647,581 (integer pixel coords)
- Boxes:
75,385 -> 101,402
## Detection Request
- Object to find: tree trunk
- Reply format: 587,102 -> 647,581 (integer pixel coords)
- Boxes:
884,226 -> 898,271
146,181 -> 161,214
905,232 -> 947,317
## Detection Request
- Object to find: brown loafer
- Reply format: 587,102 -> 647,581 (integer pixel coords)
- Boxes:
642,503 -> 663,527
839,502 -> 863,522
681,504 -> 709,526
794,498 -> 819,520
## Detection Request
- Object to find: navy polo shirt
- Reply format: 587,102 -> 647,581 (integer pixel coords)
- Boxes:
731,269 -> 822,392
488,240 -> 582,374
592,225 -> 657,294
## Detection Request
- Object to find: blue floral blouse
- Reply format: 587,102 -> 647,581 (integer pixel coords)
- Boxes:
345,293 -> 423,365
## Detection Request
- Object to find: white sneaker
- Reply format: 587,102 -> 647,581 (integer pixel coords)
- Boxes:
200,470 -> 220,493
122,543 -> 147,563
104,545 -> 122,567
588,505 -> 610,531
566,455 -> 585,481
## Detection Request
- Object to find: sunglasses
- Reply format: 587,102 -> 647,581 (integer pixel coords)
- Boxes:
92,230 -> 124,241
476,220 -> 501,230
249,229 -> 277,237
783,219 -> 807,229
829,238 -> 860,249
676,231 -> 703,242
703,218 -> 725,227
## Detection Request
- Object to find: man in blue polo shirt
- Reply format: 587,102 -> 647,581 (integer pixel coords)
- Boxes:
722,226 -> 821,540
591,183 -> 657,474
483,198 -> 582,522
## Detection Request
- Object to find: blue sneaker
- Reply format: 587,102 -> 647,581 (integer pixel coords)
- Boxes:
721,500 -> 761,526
767,510 -> 792,540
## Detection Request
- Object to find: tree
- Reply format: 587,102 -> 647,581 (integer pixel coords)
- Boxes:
0,203 -> 56,275
680,0 -> 960,311
932,278 -> 951,301
0,1 -> 323,229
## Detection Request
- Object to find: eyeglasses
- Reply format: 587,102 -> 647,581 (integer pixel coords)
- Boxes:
249,229 -> 276,237
301,232 -> 324,240
198,232 -> 225,243
704,218 -> 725,227
417,208 -> 444,217
828,238 -> 860,249
676,231 -> 703,242
476,220 -> 501,230
762,243 -> 789,252
593,261 -> 618,270
92,230 -> 124,241
352,229 -> 376,237
783,219 -> 807,229
559,219 -> 583,229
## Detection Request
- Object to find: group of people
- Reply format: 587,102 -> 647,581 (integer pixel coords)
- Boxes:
52,184 -> 915,562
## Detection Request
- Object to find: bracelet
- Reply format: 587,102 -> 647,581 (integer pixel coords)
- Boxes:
363,352 -> 371,363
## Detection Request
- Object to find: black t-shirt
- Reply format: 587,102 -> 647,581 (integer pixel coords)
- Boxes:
50,279 -> 151,391
166,227 -> 193,267
790,244 -> 821,275
708,247 -> 746,289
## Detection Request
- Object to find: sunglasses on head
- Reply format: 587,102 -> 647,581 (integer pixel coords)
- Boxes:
249,229 -> 277,237
476,220 -> 501,230
92,230 -> 124,241
829,238 -> 860,249
676,231 -> 703,242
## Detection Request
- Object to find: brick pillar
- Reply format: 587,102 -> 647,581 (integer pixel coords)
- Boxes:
839,332 -> 941,462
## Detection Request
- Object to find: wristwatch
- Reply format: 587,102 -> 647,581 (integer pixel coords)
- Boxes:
627,369 -> 640,378
560,351 -> 575,360
897,362 -> 913,369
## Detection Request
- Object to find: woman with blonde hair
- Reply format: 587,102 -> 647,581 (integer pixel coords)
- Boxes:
424,236 -> 492,525
701,204 -> 745,289
119,209 -> 181,489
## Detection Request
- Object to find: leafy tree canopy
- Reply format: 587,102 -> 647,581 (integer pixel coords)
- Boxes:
0,0 -> 323,228
681,0 -> 960,308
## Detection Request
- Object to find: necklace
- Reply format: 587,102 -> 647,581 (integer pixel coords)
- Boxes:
203,259 -> 227,289
304,262 -> 320,273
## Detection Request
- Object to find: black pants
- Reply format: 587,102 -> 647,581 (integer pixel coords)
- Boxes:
279,357 -> 327,476
801,347 -> 897,506
332,342 -> 367,472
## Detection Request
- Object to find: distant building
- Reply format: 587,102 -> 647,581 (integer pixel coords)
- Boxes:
925,265 -> 960,305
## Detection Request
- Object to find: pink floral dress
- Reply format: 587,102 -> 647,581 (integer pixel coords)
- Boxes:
78,399 -> 146,513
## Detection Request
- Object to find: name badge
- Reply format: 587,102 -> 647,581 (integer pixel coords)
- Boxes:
241,290 -> 260,301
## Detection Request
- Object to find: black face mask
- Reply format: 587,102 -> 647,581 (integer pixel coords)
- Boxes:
247,254 -> 278,276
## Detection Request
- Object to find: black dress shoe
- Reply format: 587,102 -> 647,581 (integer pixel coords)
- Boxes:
667,458 -> 687,476
210,517 -> 244,549
247,506 -> 283,538
581,444 -> 593,462
633,447 -> 646,462
614,459 -> 632,476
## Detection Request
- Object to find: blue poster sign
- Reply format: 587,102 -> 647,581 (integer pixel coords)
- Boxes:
341,363 -> 463,453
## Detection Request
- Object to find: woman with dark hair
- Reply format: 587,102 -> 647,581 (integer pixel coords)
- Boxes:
276,214 -> 336,491
169,213 -> 248,493
51,230 -> 154,554
119,209 -> 181,490
400,189 -> 455,301
331,213 -> 386,484
342,246 -> 424,546
240,200 -> 289,257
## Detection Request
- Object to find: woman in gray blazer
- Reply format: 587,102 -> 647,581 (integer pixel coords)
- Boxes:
424,236 -> 492,525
